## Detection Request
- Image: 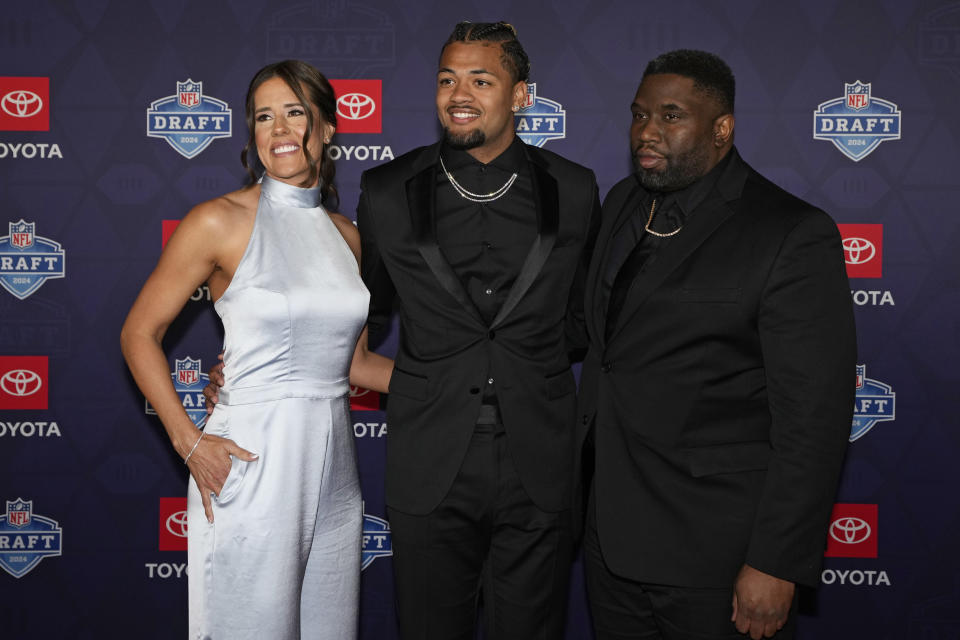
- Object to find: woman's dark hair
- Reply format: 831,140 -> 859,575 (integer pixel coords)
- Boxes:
241,59 -> 338,205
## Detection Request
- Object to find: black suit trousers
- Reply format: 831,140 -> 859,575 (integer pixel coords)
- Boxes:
388,422 -> 574,640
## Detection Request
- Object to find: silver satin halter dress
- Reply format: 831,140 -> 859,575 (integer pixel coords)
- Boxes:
186,175 -> 368,639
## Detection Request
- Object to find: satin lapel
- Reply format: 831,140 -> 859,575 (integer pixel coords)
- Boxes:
606,155 -> 750,344
585,182 -> 645,348
490,153 -> 558,329
405,156 -> 484,324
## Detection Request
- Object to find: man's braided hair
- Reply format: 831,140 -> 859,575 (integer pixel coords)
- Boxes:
441,21 -> 531,84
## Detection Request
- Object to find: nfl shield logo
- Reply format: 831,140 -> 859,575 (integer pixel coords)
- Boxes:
0,498 -> 63,578
845,81 -> 871,111
7,499 -> 31,528
515,83 -> 567,148
856,364 -> 865,390
10,220 -> 34,250
361,508 -> 393,570
523,85 -> 535,108
177,80 -> 202,109
176,357 -> 201,385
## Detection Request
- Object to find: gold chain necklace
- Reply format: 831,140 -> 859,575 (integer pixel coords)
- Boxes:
644,198 -> 682,237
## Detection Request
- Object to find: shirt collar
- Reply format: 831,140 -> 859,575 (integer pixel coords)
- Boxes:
440,135 -> 526,173
639,148 -> 734,216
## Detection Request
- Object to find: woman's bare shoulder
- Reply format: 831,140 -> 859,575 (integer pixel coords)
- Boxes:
160,186 -> 259,261
193,185 -> 257,222
177,185 -> 259,237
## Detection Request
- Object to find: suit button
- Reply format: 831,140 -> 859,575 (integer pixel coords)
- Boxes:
581,415 -> 589,424
487,377 -> 495,385
488,330 -> 495,339
469,387 -> 480,395
601,363 -> 612,373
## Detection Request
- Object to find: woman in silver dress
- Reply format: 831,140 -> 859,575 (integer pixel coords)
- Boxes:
121,60 -> 391,639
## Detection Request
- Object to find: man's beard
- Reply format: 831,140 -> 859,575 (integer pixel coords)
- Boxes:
633,144 -> 711,192
444,127 -> 486,150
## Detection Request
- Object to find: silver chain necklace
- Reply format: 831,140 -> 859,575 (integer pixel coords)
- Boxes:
439,156 -> 518,203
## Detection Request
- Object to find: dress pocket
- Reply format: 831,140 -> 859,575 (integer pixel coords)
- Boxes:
204,405 -> 251,505
215,455 -> 250,504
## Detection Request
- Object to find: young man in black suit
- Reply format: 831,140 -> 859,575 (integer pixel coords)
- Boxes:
358,22 -> 600,639
577,50 -> 856,639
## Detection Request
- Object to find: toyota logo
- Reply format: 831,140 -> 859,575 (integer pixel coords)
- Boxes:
841,237 -> 876,265
350,385 -> 370,398
166,510 -> 188,538
0,369 -> 43,397
829,516 -> 871,544
1,90 -> 44,118
336,93 -> 376,121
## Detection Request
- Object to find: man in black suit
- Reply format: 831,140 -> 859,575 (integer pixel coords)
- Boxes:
577,50 -> 855,639
358,22 -> 599,639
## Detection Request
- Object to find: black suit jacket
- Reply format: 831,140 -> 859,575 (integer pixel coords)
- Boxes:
359,140 -> 600,515
577,148 -> 855,588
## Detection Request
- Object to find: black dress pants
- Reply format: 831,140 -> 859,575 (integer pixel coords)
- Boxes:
388,420 -> 574,640
584,487 -> 797,640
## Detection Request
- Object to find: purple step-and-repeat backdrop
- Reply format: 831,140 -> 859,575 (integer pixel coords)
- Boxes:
2,0 -> 959,637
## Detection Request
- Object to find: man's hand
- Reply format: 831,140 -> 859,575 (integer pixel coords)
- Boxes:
731,564 -> 795,639
203,353 -> 225,414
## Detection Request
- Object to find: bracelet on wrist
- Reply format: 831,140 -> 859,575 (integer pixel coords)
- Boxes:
183,431 -> 205,464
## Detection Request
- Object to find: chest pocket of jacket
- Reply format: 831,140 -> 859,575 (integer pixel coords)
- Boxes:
678,287 -> 741,303
684,441 -> 770,477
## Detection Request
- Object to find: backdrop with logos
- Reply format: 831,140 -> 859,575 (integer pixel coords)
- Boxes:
2,0 -> 959,637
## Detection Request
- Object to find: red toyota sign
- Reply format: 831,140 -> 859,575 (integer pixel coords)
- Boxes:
330,79 -> 382,134
0,77 -> 50,131
825,503 -> 878,558
837,223 -> 883,279
349,385 -> 380,411
162,220 -> 181,249
159,497 -> 188,551
0,356 -> 48,410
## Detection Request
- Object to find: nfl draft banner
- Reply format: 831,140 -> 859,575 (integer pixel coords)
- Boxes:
144,357 -> 211,428
0,499 -> 62,579
146,79 -> 232,159
515,83 -> 566,147
0,220 -> 66,300
813,81 -> 901,161
1,1 -> 958,638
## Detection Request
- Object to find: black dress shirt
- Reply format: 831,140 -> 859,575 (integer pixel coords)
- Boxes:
603,151 -> 734,337
435,137 -> 536,326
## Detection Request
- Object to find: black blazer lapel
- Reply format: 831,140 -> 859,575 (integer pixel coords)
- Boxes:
490,150 -> 558,329
405,151 -> 484,324
586,181 -> 645,347
606,154 -> 750,343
